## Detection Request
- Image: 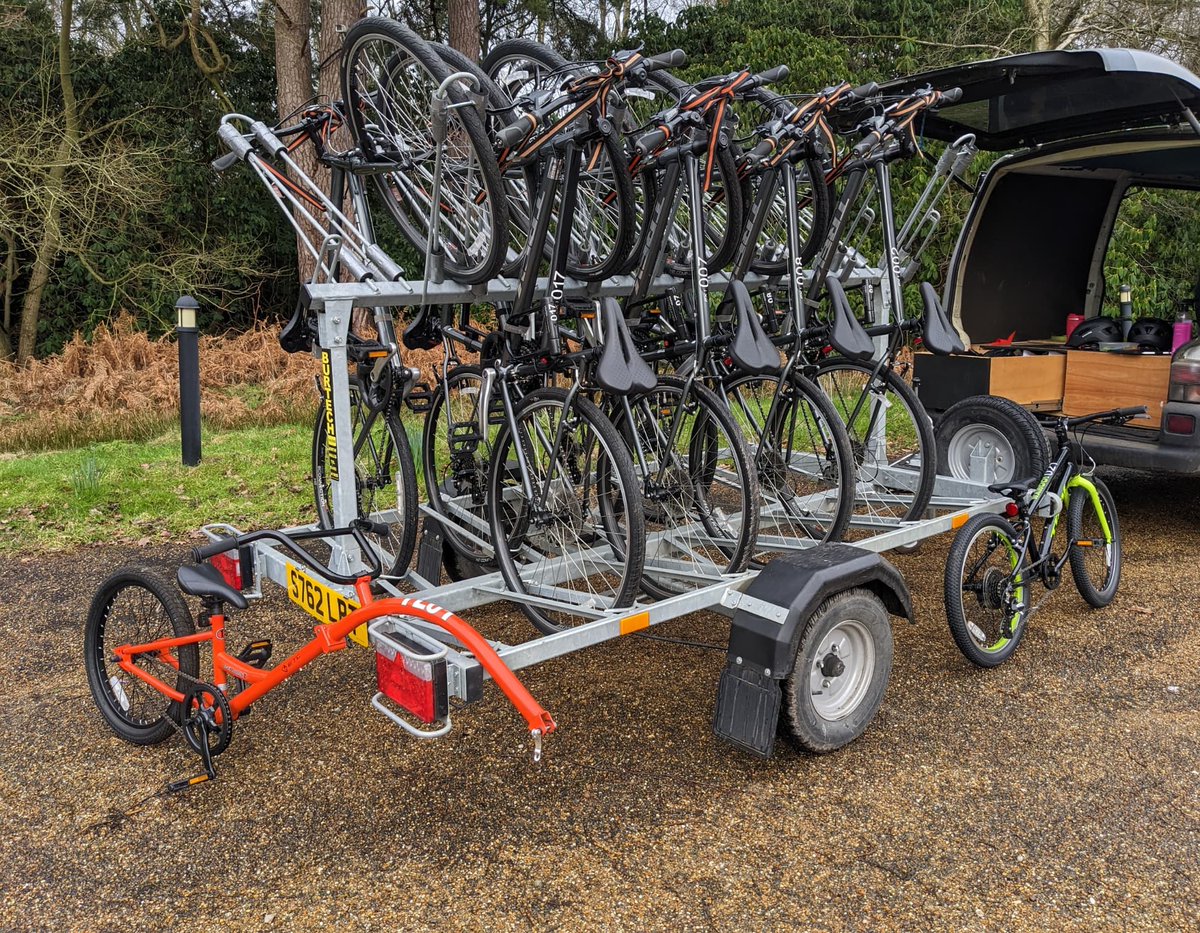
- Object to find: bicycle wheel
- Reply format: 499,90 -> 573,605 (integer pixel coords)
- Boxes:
723,370 -> 855,552
84,567 -> 199,745
663,135 -> 745,277
432,42 -> 538,281
340,17 -> 508,284
312,387 -> 419,578
943,514 -> 1029,667
489,387 -> 646,634
815,360 -> 937,529
748,156 -> 832,270
421,364 -> 500,570
611,376 -> 760,599
1067,477 -> 1122,608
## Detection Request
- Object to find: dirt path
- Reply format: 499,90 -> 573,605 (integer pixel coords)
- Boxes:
1,469 -> 1197,931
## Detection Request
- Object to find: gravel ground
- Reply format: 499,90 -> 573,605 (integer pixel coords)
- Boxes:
1,468 -> 1197,931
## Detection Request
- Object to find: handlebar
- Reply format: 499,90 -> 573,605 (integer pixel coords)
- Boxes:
644,48 -> 686,72
940,86 -> 963,105
635,124 -> 671,154
747,64 -> 789,91
193,522 -> 384,584
848,81 -> 879,102
1064,406 -> 1148,429
495,114 -> 536,149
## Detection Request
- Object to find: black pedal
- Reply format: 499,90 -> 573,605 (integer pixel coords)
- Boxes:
405,382 -> 435,414
236,640 -> 272,669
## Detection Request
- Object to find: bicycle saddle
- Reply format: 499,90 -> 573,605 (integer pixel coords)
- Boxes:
403,304 -> 441,351
724,280 -> 781,375
987,478 -> 1033,499
825,276 -> 875,362
595,297 -> 658,395
279,300 -> 315,354
920,282 -> 966,355
177,563 -> 249,611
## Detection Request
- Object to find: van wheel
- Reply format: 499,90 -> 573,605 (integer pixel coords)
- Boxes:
936,395 -> 1049,484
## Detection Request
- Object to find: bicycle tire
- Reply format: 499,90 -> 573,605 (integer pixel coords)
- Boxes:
84,567 -> 200,745
340,17 -> 508,284
610,376 -> 760,599
483,39 -> 637,282
1066,476 -> 1122,608
663,130 -> 745,277
943,513 -> 1029,667
488,386 -> 646,635
421,364 -> 499,571
747,155 -> 832,270
312,388 -> 419,578
814,360 -> 936,526
723,369 -> 855,550
432,42 -> 538,281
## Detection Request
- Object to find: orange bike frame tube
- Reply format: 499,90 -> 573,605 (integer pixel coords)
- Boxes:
111,579 -> 556,736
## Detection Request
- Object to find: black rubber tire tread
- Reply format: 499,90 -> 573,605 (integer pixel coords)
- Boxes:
312,394 -> 419,578
816,360 -> 937,522
84,567 -> 199,746
782,588 -> 893,753
488,387 -> 646,635
943,513 -> 1028,667
747,154 -> 832,269
420,364 -> 497,572
936,394 -> 1050,484
340,18 -> 508,284
663,132 -> 745,278
482,40 -> 637,282
432,42 -> 538,279
1066,476 -> 1122,608
609,375 -> 761,600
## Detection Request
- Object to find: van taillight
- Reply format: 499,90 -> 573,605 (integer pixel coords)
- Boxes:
1169,341 -> 1200,403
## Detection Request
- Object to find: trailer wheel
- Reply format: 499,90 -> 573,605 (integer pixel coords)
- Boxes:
935,395 -> 1049,484
782,588 -> 893,753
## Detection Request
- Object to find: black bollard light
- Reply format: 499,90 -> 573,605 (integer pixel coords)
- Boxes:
176,295 -> 201,466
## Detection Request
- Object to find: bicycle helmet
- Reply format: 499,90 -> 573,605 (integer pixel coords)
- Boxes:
1066,316 -> 1121,349
1127,317 -> 1172,352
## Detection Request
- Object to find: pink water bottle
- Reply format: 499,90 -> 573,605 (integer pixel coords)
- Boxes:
1175,308 -> 1195,354
1065,313 -> 1084,339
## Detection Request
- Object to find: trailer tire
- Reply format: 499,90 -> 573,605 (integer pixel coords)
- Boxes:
782,588 -> 892,753
935,395 -> 1049,484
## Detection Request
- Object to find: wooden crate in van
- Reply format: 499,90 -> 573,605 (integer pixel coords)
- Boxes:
1061,350 -> 1171,428
913,351 -> 1067,412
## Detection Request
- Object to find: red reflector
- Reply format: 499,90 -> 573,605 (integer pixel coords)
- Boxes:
209,551 -> 242,590
1004,503 -> 1019,518
1165,413 -> 1196,435
375,641 -> 448,724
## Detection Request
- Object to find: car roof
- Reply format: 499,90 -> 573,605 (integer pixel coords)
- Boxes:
878,48 -> 1200,150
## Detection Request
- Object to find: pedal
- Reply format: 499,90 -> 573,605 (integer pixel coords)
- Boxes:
405,381 -> 435,413
236,640 -> 272,668
166,724 -> 218,793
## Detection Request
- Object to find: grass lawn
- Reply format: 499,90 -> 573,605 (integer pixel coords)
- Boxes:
0,423 -> 315,554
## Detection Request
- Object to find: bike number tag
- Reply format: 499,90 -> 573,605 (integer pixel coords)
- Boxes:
286,563 -> 367,647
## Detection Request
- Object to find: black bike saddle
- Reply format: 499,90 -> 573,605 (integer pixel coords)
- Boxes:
403,304 -> 441,351
279,300 -> 315,354
724,280 -> 781,376
825,276 -> 875,362
595,297 -> 658,395
920,282 -> 966,355
177,563 -> 249,611
987,478 -> 1033,499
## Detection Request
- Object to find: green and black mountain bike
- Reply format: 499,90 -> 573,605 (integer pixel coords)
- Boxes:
943,406 -> 1146,666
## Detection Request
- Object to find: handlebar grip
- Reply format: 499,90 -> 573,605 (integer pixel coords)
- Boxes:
211,151 -> 239,172
755,64 -> 789,87
746,137 -> 776,163
635,125 -> 670,155
848,81 -> 879,102
939,86 -> 964,105
645,48 -> 686,71
193,537 -> 238,562
1116,405 -> 1149,418
852,129 -> 882,158
495,115 -> 534,150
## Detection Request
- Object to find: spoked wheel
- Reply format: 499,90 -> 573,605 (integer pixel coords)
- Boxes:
421,364 -> 500,573
489,387 -> 646,635
1067,477 -> 1122,607
180,681 -> 234,758
610,376 -> 760,599
782,589 -> 893,752
340,17 -> 508,284
312,384 -> 419,578
84,568 -> 199,745
748,156 -> 832,269
815,360 -> 937,532
723,371 -> 855,554
944,513 -> 1029,667
662,136 -> 745,278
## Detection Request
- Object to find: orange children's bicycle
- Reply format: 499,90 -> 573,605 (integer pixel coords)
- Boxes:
84,522 -> 555,790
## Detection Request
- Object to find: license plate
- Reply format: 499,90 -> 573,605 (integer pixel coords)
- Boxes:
286,563 -> 367,647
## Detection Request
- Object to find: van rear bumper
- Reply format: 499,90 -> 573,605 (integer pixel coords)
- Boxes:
1065,402 -> 1200,473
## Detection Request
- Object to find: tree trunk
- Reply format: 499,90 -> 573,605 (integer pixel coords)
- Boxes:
1023,0 -> 1053,50
274,0 -> 320,283
448,0 -> 481,62
17,0 -> 79,361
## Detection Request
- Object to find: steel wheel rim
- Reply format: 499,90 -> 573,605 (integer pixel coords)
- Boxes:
947,425 -> 1017,482
809,618 -> 875,721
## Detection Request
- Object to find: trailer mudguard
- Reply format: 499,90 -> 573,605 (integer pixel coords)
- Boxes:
713,544 -> 912,757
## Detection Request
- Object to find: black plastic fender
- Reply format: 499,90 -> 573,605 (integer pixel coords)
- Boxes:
712,544 -> 912,757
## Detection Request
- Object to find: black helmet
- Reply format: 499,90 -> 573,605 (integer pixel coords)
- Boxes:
1066,316 -> 1121,348
1127,317 -> 1172,352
